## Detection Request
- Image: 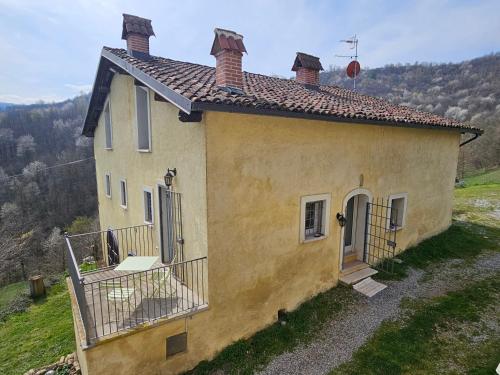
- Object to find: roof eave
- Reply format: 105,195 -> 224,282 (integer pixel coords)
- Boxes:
101,49 -> 192,114
82,49 -> 482,137
82,53 -> 112,137
82,48 -> 193,137
191,101 -> 483,135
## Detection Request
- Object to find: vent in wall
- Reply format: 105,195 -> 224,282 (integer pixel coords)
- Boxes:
166,332 -> 187,358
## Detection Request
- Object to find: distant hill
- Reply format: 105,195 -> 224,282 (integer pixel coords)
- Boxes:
320,53 -> 500,173
0,102 -> 15,111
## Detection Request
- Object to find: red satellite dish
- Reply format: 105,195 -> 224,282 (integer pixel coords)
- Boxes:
346,60 -> 361,78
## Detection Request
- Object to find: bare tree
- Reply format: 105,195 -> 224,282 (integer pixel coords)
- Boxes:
16,135 -> 36,158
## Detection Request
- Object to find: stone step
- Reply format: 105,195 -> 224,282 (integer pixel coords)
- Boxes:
339,267 -> 378,286
341,260 -> 370,276
353,277 -> 387,297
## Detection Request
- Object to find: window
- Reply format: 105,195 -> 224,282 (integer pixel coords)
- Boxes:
389,193 -> 408,230
105,173 -> 111,198
305,201 -> 324,238
120,179 -> 128,208
300,193 -> 331,243
104,99 -> 112,149
135,86 -> 151,151
143,187 -> 153,223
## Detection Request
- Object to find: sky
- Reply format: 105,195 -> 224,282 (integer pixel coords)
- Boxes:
1,0 -> 499,104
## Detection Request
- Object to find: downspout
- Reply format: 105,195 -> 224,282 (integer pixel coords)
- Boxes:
459,132 -> 481,147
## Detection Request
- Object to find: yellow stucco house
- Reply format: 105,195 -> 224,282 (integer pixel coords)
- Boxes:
65,14 -> 482,375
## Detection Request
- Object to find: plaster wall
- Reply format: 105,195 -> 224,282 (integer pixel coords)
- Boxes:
203,111 -> 460,320
93,74 -> 208,263
78,99 -> 460,375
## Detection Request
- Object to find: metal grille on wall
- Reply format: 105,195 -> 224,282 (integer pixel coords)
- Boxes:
364,198 -> 397,273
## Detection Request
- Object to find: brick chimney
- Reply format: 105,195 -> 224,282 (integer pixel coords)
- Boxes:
210,28 -> 247,91
292,52 -> 324,86
122,14 -> 155,59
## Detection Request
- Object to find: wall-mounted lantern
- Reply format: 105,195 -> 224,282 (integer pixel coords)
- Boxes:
336,213 -> 347,227
164,168 -> 177,188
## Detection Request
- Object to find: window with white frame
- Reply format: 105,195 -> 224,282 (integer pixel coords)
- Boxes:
104,99 -> 112,149
389,193 -> 408,230
143,187 -> 153,223
300,194 -> 331,242
135,86 -> 151,151
105,173 -> 111,198
120,179 -> 128,208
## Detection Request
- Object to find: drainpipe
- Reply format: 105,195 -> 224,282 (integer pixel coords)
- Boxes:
459,132 -> 481,147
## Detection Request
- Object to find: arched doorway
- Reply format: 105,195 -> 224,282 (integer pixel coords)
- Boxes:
340,188 -> 372,270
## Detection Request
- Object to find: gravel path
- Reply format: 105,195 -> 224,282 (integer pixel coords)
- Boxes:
258,251 -> 500,375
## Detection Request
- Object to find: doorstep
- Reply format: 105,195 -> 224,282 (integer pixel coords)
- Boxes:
339,266 -> 378,286
341,260 -> 370,275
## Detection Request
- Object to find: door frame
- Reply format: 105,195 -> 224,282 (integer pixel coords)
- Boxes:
339,188 -> 373,271
343,195 -> 359,254
156,181 -> 170,263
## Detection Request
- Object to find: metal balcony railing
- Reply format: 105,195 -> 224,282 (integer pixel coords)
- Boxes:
65,224 -> 207,343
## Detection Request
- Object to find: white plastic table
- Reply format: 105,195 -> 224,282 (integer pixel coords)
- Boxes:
114,256 -> 159,272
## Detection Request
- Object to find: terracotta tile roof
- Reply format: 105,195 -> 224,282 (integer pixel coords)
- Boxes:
101,47 -> 481,133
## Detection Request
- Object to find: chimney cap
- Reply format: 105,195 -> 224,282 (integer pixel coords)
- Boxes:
122,14 -> 155,40
292,52 -> 324,72
210,28 -> 247,56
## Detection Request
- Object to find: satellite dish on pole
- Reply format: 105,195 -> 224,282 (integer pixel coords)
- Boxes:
346,60 -> 361,79
335,35 -> 360,90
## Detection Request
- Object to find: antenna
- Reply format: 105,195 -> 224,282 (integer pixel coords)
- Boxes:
335,35 -> 361,90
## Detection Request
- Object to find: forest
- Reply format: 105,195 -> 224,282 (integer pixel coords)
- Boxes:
0,53 -> 498,286
0,95 -> 96,285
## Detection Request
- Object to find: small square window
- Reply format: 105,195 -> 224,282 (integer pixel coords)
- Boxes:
120,179 -> 128,208
105,173 -> 111,198
305,201 -> 324,238
143,188 -> 153,223
389,193 -> 407,230
300,194 -> 331,243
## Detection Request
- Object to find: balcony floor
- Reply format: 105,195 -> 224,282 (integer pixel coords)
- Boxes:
80,263 -> 206,341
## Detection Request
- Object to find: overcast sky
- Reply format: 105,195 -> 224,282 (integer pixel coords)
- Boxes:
1,0 -> 499,104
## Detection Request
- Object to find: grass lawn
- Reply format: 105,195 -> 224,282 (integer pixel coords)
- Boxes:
331,275 -> 500,375
0,281 -> 28,310
463,167 -> 500,186
375,222 -> 499,281
454,184 -> 499,227
0,277 -> 74,375
454,167 -> 500,227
